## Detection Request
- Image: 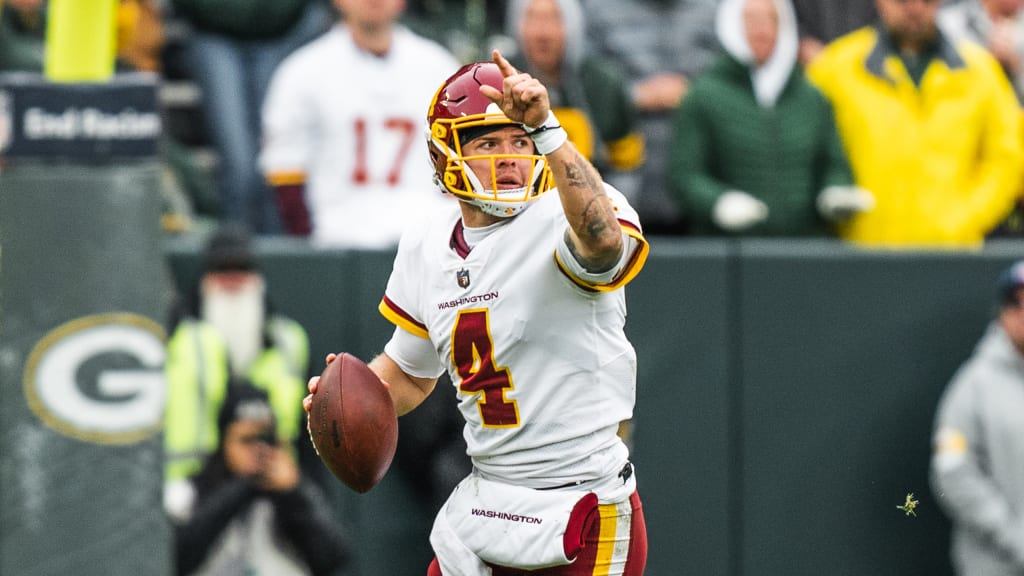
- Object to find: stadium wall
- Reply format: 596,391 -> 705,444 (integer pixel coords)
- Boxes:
0,162 -> 171,576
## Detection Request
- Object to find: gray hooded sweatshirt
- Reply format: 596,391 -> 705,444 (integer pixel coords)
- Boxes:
931,321 -> 1024,576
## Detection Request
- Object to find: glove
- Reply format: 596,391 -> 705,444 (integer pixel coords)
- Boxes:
817,186 -> 875,221
712,190 -> 769,231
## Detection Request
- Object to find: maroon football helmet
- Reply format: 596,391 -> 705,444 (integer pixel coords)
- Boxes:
426,62 -> 554,217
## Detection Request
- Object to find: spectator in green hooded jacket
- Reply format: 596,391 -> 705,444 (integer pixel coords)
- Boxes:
669,0 -> 873,236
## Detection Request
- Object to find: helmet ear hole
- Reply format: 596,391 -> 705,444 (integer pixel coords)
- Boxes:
429,148 -> 444,172
429,147 -> 457,192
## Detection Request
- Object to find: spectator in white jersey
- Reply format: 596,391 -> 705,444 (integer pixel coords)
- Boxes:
304,50 -> 650,574
260,0 -> 460,248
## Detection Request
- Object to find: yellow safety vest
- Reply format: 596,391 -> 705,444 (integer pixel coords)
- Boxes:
163,316 -> 309,482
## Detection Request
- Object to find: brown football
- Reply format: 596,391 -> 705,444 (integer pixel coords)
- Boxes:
308,353 -> 398,493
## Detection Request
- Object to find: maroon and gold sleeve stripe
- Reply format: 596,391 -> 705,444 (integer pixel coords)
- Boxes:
555,219 -> 650,292
378,295 -> 429,339
613,221 -> 649,287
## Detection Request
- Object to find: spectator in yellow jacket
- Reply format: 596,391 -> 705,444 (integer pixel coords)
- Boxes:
807,0 -> 1024,247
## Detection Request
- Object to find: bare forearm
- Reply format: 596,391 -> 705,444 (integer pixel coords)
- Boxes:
547,141 -> 623,272
367,353 -> 436,416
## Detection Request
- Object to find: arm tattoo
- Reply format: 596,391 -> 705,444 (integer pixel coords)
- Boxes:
564,228 -> 618,273
563,158 -> 588,188
560,156 -> 613,241
562,157 -> 601,192
581,197 -> 609,240
558,156 -> 621,273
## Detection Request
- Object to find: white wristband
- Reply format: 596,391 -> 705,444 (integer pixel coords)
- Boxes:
525,111 -> 568,155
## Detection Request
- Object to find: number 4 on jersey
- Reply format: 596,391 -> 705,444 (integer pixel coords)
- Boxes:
451,309 -> 520,428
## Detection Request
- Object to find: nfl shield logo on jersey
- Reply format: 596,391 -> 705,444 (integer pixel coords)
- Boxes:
456,268 -> 471,289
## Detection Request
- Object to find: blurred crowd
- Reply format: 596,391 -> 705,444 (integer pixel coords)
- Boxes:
3,0 -> 1024,247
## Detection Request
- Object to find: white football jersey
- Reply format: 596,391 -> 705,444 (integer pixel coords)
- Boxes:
379,186 -> 649,487
260,24 -> 460,248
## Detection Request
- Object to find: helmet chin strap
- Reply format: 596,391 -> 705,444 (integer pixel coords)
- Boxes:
469,189 -> 532,218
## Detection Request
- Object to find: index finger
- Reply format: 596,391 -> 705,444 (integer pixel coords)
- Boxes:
491,49 -> 517,78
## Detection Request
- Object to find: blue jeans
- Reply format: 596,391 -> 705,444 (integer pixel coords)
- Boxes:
186,2 -> 332,234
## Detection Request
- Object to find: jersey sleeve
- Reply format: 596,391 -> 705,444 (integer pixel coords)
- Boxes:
383,326 -> 445,379
554,182 -> 649,291
377,226 -> 430,339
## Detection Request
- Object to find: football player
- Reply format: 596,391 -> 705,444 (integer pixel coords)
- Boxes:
306,49 -> 650,575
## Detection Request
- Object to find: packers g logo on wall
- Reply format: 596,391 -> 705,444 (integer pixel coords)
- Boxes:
23,313 -> 166,444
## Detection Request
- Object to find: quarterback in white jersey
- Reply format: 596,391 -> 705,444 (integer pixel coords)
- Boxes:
381,176 -> 644,487
305,51 -> 649,575
260,0 -> 459,248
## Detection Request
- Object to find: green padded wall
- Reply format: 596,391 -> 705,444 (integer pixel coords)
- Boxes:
735,241 -> 1017,576
627,239 -> 733,576
1,164 -> 172,576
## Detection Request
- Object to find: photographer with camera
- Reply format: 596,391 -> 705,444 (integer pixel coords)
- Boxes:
166,381 -> 350,576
